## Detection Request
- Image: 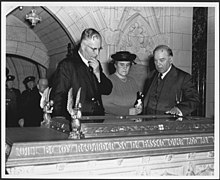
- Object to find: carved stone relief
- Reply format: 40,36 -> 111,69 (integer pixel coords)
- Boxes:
6,151 -> 214,176
195,163 -> 214,176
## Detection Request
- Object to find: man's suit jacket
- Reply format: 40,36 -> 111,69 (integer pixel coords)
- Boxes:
6,87 -> 21,127
50,49 -> 113,119
20,86 -> 43,127
143,65 -> 199,116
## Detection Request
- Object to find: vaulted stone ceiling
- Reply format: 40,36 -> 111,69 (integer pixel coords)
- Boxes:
5,5 -> 164,90
6,6 -> 75,90
6,6 -> 74,68
5,4 -> 194,92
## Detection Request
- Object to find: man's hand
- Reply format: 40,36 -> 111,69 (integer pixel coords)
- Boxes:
18,118 -> 24,127
88,58 -> 100,82
165,107 -> 183,121
165,107 -> 183,116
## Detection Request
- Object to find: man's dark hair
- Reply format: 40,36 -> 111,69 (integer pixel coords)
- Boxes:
80,28 -> 101,43
153,45 -> 173,56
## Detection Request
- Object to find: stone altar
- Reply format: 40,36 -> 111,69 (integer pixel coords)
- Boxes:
5,116 -> 215,177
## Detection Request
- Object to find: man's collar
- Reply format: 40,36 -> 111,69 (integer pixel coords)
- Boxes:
161,64 -> 172,79
78,50 -> 89,67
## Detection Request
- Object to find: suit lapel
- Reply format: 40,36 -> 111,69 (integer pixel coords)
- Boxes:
144,66 -> 178,106
157,65 -> 179,102
143,71 -> 158,107
74,54 -> 98,99
161,65 -> 177,90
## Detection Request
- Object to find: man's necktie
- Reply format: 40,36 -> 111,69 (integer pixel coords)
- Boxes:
157,73 -> 162,85
155,73 -> 162,100
88,65 -> 93,73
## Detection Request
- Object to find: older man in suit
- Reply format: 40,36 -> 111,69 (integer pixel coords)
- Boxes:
19,77 -> 49,127
143,45 -> 199,117
50,28 -> 113,120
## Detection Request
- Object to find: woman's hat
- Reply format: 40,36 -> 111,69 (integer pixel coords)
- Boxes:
111,51 -> 136,64
23,76 -> 35,84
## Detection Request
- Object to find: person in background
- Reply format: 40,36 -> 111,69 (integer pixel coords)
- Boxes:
102,51 -> 142,119
6,75 -> 21,127
142,45 -> 199,117
19,77 -> 49,127
50,28 -> 112,121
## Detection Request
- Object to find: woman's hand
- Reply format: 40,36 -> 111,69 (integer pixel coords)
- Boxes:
129,104 -> 143,115
135,103 -> 143,115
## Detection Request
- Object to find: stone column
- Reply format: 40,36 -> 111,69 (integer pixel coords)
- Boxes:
192,7 -> 208,116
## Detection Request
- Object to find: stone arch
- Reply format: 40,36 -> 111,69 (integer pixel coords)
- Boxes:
6,14 -> 49,68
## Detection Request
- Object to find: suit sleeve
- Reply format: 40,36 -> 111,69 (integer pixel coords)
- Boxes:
98,63 -> 113,95
50,60 -> 72,117
176,74 -> 200,116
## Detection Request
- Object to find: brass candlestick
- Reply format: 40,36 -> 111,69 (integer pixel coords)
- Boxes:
67,87 -> 84,139
68,103 -> 83,139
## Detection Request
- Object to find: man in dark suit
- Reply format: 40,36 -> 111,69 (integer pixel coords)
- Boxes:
19,77 -> 49,127
6,75 -> 21,127
143,45 -> 199,117
50,28 -> 113,120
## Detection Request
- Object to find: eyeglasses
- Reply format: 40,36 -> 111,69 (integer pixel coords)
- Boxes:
86,44 -> 102,52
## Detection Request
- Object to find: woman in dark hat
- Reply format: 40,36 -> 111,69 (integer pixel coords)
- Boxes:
102,51 -> 142,119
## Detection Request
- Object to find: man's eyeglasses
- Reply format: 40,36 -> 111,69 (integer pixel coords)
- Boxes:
87,44 -> 102,52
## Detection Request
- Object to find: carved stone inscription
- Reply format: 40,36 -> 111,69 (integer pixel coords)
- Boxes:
14,135 -> 214,158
